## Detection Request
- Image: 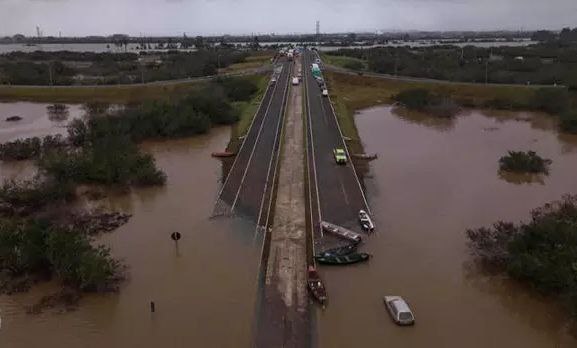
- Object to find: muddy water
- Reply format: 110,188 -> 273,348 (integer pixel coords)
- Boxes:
317,106 -> 577,348
0,104 -> 261,347
0,102 -> 86,143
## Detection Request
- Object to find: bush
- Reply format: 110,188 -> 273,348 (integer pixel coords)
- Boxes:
0,177 -> 74,210
342,60 -> 364,71
499,151 -> 552,174
467,195 -> 577,316
531,88 -> 571,114
559,112 -> 577,134
217,77 -> 259,101
0,218 -> 122,291
395,89 -> 433,109
0,135 -> 67,161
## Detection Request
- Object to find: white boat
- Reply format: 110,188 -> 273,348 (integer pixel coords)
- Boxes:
358,210 -> 375,232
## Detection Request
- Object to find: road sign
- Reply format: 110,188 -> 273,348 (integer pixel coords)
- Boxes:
171,232 -> 181,241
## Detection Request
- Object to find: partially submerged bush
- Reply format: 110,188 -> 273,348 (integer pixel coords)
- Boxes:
0,135 -> 67,161
394,88 -> 460,118
467,195 -> 577,316
0,218 -> 122,292
499,151 -> 552,174
559,112 -> 577,134
0,177 -> 74,211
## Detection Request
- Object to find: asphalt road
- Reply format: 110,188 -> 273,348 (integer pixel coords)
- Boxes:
303,50 -> 370,247
212,59 -> 291,225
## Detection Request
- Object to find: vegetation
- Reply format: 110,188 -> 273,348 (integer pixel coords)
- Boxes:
324,40 -> 577,86
499,151 -> 552,174
0,135 -> 67,161
0,218 -> 122,293
0,49 -> 251,86
559,112 -> 577,134
466,195 -> 577,317
0,177 -> 74,211
394,88 -> 460,118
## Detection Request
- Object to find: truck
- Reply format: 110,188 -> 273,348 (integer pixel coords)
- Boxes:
311,63 -> 322,78
287,52 -> 294,61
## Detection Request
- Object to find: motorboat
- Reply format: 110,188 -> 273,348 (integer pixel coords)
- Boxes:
307,266 -> 327,304
359,209 -> 375,232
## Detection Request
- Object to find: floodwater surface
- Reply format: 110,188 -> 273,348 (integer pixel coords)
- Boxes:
317,106 -> 577,348
0,103 -> 261,347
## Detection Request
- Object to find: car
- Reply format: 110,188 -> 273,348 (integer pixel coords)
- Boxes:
322,89 -> 329,97
383,296 -> 415,326
292,77 -> 299,85
271,77 -> 277,84
333,148 -> 347,164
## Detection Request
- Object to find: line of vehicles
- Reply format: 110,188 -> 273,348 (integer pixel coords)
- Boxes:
303,50 -> 415,326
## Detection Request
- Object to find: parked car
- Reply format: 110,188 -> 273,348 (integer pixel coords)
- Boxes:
322,89 -> 329,97
333,148 -> 347,164
383,296 -> 415,326
292,77 -> 299,85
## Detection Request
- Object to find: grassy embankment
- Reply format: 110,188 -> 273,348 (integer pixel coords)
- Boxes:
325,70 -> 550,147
226,73 -> 270,152
218,52 -> 274,74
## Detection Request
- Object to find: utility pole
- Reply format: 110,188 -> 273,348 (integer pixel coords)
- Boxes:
485,60 -> 489,84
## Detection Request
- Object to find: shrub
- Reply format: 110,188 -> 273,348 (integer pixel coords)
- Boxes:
531,88 -> 571,114
559,112 -> 577,134
342,60 -> 364,71
217,77 -> 259,101
499,151 -> 552,174
395,89 -> 433,109
466,195 -> 577,316
0,177 -> 74,210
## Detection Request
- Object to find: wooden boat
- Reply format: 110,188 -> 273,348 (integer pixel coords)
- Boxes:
320,221 -> 362,243
211,151 -> 236,158
315,252 -> 371,265
352,153 -> 378,161
316,243 -> 358,258
307,266 -> 327,304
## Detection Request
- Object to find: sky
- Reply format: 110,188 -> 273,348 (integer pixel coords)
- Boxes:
1,0 -> 576,37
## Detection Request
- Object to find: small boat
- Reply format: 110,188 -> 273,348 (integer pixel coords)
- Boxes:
316,243 -> 358,258
320,221 -> 362,243
211,151 -> 236,158
359,210 -> 375,232
315,252 -> 371,265
5,116 -> 22,122
307,266 -> 327,304
352,153 -> 378,161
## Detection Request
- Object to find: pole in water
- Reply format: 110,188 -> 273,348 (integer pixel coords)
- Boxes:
150,301 -> 155,313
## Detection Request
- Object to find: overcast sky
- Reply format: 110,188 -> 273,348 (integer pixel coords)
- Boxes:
1,0 -> 576,37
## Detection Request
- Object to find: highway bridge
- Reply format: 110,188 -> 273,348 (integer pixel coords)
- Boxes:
212,50 -> 371,347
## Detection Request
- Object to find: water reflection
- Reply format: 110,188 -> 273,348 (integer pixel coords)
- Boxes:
317,105 -> 577,348
391,106 -> 457,131
498,170 -> 546,185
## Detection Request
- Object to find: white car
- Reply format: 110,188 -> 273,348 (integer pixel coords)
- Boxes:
292,77 -> 299,85
383,296 -> 415,326
322,89 -> 329,97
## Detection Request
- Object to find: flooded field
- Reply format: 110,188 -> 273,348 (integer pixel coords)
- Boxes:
0,103 -> 261,347
317,106 -> 577,347
0,102 -> 85,143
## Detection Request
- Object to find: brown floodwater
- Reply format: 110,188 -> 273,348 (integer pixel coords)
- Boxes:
316,106 -> 577,348
0,103 -> 262,347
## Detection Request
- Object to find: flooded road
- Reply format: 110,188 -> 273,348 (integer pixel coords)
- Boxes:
0,103 -> 262,347
317,106 -> 577,348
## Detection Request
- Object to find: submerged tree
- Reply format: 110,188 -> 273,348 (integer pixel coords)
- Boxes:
498,151 -> 552,174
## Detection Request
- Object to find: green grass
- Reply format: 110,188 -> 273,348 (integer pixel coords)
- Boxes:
321,53 -> 367,71
227,74 -> 269,152
0,80 -> 211,104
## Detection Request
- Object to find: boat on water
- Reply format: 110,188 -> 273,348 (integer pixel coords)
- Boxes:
359,210 -> 375,232
307,266 -> 327,304
316,243 -> 358,258
211,151 -> 236,158
320,221 -> 362,243
315,252 -> 371,265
